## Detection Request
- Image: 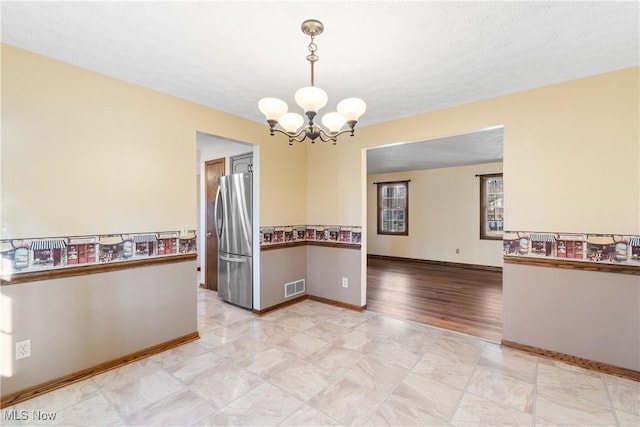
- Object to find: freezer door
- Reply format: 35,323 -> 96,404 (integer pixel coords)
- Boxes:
217,253 -> 253,309
216,173 -> 252,256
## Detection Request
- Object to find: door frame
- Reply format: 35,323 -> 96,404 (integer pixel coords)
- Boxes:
196,133 -> 260,309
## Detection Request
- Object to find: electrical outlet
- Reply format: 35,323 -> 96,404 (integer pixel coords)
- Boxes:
342,277 -> 348,288
456,248 -> 460,254
16,340 -> 31,360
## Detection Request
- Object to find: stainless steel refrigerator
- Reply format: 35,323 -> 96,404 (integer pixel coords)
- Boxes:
214,172 -> 253,309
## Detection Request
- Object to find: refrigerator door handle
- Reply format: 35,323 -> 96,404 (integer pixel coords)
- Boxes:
220,255 -> 248,263
214,185 -> 223,239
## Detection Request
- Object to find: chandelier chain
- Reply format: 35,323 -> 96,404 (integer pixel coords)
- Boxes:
306,34 -> 318,87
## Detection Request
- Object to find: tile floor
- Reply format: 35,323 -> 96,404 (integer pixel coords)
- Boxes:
3,287 -> 639,426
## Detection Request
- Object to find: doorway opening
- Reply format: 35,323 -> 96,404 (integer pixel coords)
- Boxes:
364,126 -> 504,342
196,132 -> 259,306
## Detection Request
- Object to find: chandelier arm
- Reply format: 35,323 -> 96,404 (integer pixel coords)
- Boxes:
289,132 -> 309,144
269,127 -> 307,145
317,128 -> 356,144
316,129 -> 337,144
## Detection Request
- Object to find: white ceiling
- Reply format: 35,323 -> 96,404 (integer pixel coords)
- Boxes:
2,1 -> 638,170
367,126 -> 503,174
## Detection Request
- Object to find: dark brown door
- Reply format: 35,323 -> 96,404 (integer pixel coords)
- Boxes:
205,158 -> 225,291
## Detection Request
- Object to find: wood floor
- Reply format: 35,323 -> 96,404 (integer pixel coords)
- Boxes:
366,256 -> 503,342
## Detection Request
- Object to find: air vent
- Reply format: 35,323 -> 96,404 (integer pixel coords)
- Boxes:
284,279 -> 305,298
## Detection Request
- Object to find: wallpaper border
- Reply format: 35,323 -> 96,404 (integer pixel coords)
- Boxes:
1,230 -> 197,277
260,225 -> 361,246
503,231 -> 640,267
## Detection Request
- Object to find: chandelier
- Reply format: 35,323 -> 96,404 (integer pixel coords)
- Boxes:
258,19 -> 366,145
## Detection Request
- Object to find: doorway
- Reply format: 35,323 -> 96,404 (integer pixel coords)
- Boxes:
364,126 -> 505,341
196,132 -> 259,303
204,158 -> 225,291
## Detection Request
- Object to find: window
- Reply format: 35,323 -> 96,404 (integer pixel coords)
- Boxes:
376,180 -> 409,235
480,173 -> 504,240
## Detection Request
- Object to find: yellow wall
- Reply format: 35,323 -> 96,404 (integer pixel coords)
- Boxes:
261,142 -> 307,225
308,67 -> 639,236
368,162 -> 504,267
1,43 -> 306,238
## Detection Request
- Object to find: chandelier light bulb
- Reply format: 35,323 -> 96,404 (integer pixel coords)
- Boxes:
337,98 -> 367,121
278,112 -> 305,134
295,86 -> 328,113
321,112 -> 347,133
258,98 -> 288,121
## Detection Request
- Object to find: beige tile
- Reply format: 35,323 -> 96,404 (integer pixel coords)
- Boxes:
466,365 -> 534,412
274,331 -> 329,358
257,306 -> 291,321
197,317 -> 221,334
268,357 -> 338,401
126,390 -> 216,426
307,343 -> 364,376
538,357 -> 598,375
92,359 -> 161,391
412,351 -> 476,389
198,325 -> 242,350
149,341 -> 208,368
535,388 -> 617,426
220,382 -> 303,426
324,310 -> 368,329
309,377 -> 386,425
303,321 -> 349,341
366,339 -> 421,370
3,379 -> 99,414
188,364 -> 263,409
281,301 -> 319,315
238,347 -> 296,379
537,362 -> 610,407
355,315 -> 411,340
211,336 -> 270,361
602,374 -> 640,416
451,392 -> 532,426
165,351 -> 229,383
367,398 -> 446,426
428,332 -> 486,365
229,318 -> 298,345
104,370 -> 184,417
208,306 -> 253,326
192,409 -> 230,427
390,372 -> 463,422
387,324 -> 442,355
477,343 -> 538,383
10,288 -> 629,427
334,329 -> 372,352
50,395 -> 122,427
344,355 -> 409,394
616,409 -> 640,427
267,312 -> 317,332
280,404 -> 340,426
304,302 -> 346,318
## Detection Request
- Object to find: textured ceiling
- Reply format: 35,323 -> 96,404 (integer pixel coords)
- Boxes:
2,1 -> 638,171
367,126 -> 504,174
